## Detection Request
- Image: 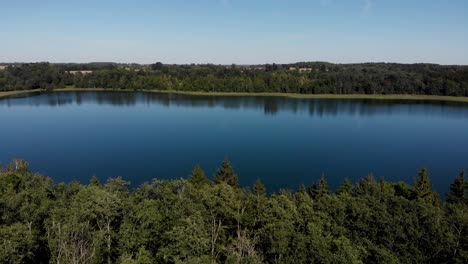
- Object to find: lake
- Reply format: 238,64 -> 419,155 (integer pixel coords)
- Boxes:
1,91 -> 468,194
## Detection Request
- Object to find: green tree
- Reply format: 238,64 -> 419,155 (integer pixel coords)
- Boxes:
150,62 -> 164,71
309,175 -> 329,199
90,175 -> 101,187
0,223 -> 37,264
392,181 -> 413,199
214,160 -> 239,188
47,185 -> 124,264
2,159 -> 467,263
447,169 -> 466,204
118,198 -> 164,261
188,164 -> 210,186
119,247 -> 154,264
253,178 -> 266,196
414,167 -> 439,204
337,178 -> 353,195
446,203 -> 468,263
298,184 -> 307,194
353,174 -> 380,196
258,194 -> 298,262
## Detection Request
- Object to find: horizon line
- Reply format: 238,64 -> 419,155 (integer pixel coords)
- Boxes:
1,61 -> 467,66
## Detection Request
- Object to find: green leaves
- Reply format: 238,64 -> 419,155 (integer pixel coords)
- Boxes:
337,178 -> 353,195
4,62 -> 468,96
214,160 -> 239,188
309,175 -> 329,200
447,169 -> 467,205
188,165 -> 209,187
414,167 -> 439,205
0,223 -> 36,264
1,161 -> 467,263
252,178 -> 266,197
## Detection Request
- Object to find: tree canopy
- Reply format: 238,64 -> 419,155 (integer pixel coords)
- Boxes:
0,160 -> 467,263
2,62 -> 468,97
447,169 -> 467,205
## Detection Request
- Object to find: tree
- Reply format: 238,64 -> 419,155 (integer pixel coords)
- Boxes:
3,62 -> 468,96
353,174 -> 380,196
393,181 -> 413,199
119,247 -> 154,264
0,223 -> 37,263
90,175 -> 101,187
2,159 -> 467,263
446,203 -> 468,263
150,62 -> 164,71
309,175 -> 329,199
253,178 -> 266,196
447,169 -> 466,204
189,164 -> 210,186
337,178 -> 353,195
214,160 -> 239,188
104,177 -> 130,194
298,184 -> 307,194
118,198 -> 164,261
414,167 -> 439,205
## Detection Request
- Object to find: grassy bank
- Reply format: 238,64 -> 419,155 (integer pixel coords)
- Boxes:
150,90 -> 468,102
3,88 -> 468,103
56,88 -> 468,103
0,89 -> 43,98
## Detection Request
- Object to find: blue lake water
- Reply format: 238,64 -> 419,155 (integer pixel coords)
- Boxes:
1,91 -> 468,194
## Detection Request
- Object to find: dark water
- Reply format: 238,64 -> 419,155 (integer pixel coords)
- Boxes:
1,91 -> 468,194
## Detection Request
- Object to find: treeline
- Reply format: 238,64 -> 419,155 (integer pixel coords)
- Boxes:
1,160 -> 467,263
1,62 -> 468,96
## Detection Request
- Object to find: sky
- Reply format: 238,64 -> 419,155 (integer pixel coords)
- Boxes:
1,0 -> 467,65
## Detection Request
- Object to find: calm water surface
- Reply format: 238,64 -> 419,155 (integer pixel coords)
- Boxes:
1,91 -> 468,194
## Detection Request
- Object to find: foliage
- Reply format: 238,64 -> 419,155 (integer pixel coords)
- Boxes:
447,169 -> 467,205
214,159 -> 239,188
0,160 -> 467,263
188,164 -> 210,187
337,178 -> 353,195
2,62 -> 468,97
414,167 -> 439,205
253,178 -> 266,197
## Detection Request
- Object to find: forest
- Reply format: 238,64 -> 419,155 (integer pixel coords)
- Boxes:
1,62 -> 468,96
1,159 -> 467,263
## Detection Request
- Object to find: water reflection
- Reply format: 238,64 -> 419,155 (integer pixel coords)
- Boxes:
2,91 -> 468,118
2,90 -> 468,194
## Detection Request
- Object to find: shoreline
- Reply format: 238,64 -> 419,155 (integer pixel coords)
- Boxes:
0,89 -> 44,98
2,88 -> 468,103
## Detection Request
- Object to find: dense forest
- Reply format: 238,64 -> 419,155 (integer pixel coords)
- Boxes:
1,62 -> 468,96
1,159 -> 467,263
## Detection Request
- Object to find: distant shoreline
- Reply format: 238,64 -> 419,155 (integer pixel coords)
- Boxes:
0,89 -> 41,98
2,88 -> 468,103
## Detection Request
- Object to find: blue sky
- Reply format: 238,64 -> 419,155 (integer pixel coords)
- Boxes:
1,0 -> 467,64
